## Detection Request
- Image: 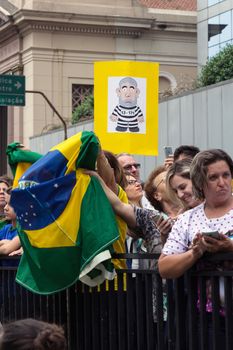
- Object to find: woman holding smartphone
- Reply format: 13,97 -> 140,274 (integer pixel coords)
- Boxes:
159,149 -> 233,278
159,149 -> 233,349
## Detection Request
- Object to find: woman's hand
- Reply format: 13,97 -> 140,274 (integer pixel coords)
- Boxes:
9,247 -> 23,256
156,217 -> 173,245
202,233 -> 233,253
84,169 -> 100,179
190,233 -> 207,258
164,155 -> 174,170
17,144 -> 30,151
84,170 -> 108,190
156,217 -> 173,237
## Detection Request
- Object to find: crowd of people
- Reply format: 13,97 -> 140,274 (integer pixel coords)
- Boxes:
1,142 -> 215,271
1,140 -> 233,348
94,145 -> 232,273
90,144 -> 233,349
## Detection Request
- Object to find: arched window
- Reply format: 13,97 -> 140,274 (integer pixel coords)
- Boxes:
159,71 -> 177,94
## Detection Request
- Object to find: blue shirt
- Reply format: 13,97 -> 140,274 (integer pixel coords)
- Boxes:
0,224 -> 18,241
0,224 -> 19,267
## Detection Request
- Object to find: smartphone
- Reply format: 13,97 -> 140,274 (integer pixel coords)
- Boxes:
152,212 -> 168,224
202,231 -> 220,240
226,229 -> 233,239
153,214 -> 164,224
164,146 -> 173,158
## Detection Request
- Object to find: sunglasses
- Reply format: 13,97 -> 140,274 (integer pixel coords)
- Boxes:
123,163 -> 141,171
127,179 -> 140,186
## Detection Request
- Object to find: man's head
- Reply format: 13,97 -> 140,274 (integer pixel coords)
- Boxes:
116,77 -> 140,108
116,153 -> 141,181
173,145 -> 200,162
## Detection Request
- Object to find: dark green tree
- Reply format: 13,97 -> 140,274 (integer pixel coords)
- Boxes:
72,94 -> 94,124
198,44 -> 233,87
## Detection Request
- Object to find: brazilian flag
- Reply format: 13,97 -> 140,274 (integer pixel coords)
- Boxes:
6,142 -> 42,188
11,131 -> 119,294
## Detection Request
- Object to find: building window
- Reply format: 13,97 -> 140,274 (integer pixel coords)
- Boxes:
208,0 -> 225,6
72,84 -> 93,112
208,10 -> 233,58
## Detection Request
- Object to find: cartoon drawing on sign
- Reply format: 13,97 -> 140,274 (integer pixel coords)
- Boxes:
109,77 -> 146,133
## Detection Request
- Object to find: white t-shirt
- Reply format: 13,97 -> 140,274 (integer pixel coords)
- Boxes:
162,202 -> 233,255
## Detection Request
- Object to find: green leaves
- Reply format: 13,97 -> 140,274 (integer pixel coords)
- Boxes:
72,95 -> 94,124
198,44 -> 233,87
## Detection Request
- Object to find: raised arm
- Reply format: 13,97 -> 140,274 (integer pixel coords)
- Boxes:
88,170 -> 136,228
97,150 -> 118,194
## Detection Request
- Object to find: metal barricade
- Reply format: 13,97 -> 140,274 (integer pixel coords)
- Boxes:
0,253 -> 232,350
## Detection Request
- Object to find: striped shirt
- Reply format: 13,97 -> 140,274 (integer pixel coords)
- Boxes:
112,105 -> 143,128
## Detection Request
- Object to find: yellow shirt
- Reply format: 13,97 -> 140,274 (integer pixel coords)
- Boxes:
112,186 -> 128,269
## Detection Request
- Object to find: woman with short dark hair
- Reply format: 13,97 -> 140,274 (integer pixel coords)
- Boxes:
159,148 -> 233,278
190,148 -> 233,200
159,148 -> 233,349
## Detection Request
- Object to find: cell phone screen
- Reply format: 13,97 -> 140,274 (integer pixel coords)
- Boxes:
152,214 -> 162,224
164,146 -> 173,158
202,231 -> 220,240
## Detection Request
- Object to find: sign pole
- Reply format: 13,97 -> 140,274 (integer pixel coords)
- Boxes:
26,90 -> 67,140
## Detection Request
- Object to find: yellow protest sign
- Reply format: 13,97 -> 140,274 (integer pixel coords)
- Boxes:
94,61 -> 159,155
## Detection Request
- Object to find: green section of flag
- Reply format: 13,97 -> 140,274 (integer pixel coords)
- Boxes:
76,130 -> 99,169
78,176 -> 118,271
16,236 -> 82,294
15,132 -> 119,294
6,142 -> 42,176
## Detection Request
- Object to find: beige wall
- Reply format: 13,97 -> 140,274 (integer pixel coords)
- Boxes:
9,0 -> 145,17
1,1 -> 197,146
20,34 -> 196,145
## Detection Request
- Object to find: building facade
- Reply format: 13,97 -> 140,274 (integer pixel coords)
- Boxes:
29,77 -> 233,181
0,0 -> 197,158
198,0 -> 233,69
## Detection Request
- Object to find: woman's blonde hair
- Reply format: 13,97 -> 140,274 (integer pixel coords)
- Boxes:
166,158 -> 192,206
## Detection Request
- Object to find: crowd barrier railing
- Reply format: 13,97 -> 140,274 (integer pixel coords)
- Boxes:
0,252 -> 232,350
